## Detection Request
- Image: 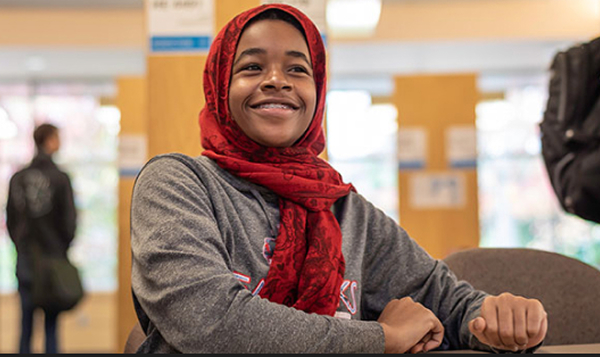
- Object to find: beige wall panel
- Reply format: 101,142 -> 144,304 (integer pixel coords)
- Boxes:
395,75 -> 478,168
372,0 -> 600,42
394,74 -> 480,259
0,9 -> 144,46
116,179 -> 137,353
216,0 -> 261,30
147,56 -> 206,158
397,172 -> 479,259
118,77 -> 148,133
116,77 -> 147,352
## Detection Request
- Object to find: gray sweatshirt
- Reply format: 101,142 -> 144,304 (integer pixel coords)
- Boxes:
130,153 -> 490,353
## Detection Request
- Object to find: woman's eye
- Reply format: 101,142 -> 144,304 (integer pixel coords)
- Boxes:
290,66 -> 309,74
242,64 -> 261,71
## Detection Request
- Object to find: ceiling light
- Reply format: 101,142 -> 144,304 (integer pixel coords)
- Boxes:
326,0 -> 381,37
25,56 -> 47,73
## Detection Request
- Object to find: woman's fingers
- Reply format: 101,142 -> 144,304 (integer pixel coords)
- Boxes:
497,302 -> 516,348
471,294 -> 548,352
424,322 -> 445,352
513,304 -> 528,348
526,305 -> 548,348
378,297 -> 444,353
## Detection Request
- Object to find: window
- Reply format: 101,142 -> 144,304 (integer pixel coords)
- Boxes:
477,85 -> 600,267
326,90 -> 399,221
0,81 -> 119,293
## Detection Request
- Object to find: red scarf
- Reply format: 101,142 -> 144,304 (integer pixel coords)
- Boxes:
199,4 -> 354,316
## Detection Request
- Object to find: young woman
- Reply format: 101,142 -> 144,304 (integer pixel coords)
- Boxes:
130,4 -> 547,353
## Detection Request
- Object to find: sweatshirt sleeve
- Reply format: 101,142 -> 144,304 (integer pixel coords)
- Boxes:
57,172 -> 77,246
130,157 -> 384,353
354,194 -> 493,351
6,175 -> 19,243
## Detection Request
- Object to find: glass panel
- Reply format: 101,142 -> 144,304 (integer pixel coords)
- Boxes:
0,82 -> 118,293
477,86 -> 600,268
326,90 -> 399,222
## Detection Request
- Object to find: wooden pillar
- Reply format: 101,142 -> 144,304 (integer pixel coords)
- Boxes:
393,74 -> 480,259
116,76 -> 147,352
146,0 -> 260,158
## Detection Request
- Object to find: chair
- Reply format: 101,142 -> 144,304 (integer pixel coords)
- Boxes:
443,247 -> 600,346
123,322 -> 146,353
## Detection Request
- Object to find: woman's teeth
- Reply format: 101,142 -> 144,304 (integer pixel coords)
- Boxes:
257,103 -> 293,109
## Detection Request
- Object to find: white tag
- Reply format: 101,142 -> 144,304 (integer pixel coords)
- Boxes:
334,311 -> 352,319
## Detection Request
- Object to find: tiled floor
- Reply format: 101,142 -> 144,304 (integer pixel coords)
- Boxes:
0,292 -> 116,353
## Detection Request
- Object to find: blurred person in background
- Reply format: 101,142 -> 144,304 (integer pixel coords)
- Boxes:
6,123 -> 77,353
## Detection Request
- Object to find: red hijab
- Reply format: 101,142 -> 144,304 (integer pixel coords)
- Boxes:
199,4 -> 354,316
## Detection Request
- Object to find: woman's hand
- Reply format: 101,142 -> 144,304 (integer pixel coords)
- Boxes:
378,297 -> 444,353
469,292 -> 547,352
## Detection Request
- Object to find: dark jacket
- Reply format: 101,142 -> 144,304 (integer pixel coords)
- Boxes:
6,152 -> 77,286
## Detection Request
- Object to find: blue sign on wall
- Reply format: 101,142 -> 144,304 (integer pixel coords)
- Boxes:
150,36 -> 212,53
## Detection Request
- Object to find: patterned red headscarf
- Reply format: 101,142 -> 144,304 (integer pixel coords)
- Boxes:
199,4 -> 354,316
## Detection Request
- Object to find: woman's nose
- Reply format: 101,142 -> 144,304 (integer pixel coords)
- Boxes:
260,68 -> 291,91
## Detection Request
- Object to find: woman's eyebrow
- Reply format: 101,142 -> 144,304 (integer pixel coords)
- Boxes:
286,50 -> 312,68
233,47 -> 313,69
233,47 -> 266,66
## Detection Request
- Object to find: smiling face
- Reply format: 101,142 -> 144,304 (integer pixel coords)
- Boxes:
228,19 -> 317,148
